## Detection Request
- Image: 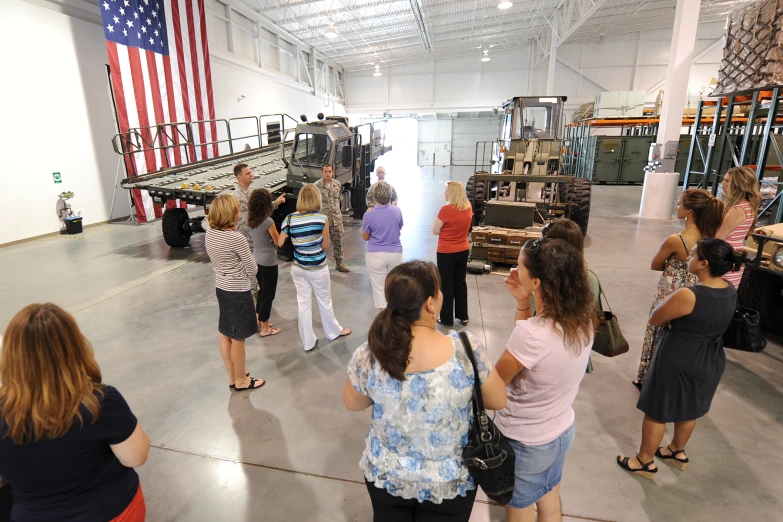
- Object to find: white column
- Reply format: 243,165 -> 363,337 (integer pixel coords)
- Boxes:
639,0 -> 701,220
546,19 -> 558,95
657,0 -> 701,172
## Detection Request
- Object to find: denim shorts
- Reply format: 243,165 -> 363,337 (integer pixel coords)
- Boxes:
507,423 -> 576,509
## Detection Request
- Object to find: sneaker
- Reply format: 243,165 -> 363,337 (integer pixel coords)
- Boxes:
335,263 -> 350,273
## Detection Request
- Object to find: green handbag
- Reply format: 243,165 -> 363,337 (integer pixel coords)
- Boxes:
592,278 -> 630,357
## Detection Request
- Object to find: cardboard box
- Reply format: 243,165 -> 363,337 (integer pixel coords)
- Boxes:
505,230 -> 527,264
470,227 -> 491,245
488,229 -> 508,246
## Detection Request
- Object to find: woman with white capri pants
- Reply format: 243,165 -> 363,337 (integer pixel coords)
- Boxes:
278,184 -> 351,351
361,181 -> 404,310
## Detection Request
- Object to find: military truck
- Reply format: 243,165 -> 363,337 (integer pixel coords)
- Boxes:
467,96 -> 592,234
116,113 -> 391,247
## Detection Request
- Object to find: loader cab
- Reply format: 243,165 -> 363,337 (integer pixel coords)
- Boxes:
287,120 -> 355,191
501,96 -> 566,142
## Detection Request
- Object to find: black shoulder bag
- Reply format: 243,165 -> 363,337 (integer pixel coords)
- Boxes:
723,293 -> 767,353
592,277 -> 630,357
277,215 -> 294,262
458,332 -> 516,505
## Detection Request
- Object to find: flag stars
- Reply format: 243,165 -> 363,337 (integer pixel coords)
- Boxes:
137,32 -> 141,39
142,26 -> 147,33
102,1 -> 109,10
154,29 -> 159,37
123,28 -> 128,37
113,15 -> 119,23
126,19 -> 134,28
149,37 -> 154,45
158,21 -> 162,28
106,23 -> 114,33
134,12 -> 139,19
146,18 -> 151,25
152,11 -> 157,18
119,7 -> 125,15
139,6 -> 144,14
123,0 -> 129,6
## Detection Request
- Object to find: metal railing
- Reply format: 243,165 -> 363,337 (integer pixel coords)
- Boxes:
112,113 -> 299,179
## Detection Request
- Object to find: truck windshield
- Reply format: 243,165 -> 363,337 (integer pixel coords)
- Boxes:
293,133 -> 331,167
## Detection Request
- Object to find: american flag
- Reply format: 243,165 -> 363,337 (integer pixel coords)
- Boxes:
100,0 -> 218,223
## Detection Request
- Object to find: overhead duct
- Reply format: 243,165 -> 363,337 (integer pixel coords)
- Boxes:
408,0 -> 432,53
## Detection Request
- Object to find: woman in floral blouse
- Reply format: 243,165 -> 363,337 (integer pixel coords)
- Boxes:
343,261 -> 507,521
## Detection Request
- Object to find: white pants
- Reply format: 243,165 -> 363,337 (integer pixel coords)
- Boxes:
290,264 -> 343,350
365,251 -> 403,309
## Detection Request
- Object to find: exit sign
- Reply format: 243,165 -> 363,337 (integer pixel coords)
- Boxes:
53,172 -> 62,184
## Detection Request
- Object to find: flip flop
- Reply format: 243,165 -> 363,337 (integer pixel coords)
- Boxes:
338,328 -> 351,338
229,371 -> 251,389
233,377 -> 266,391
259,327 -> 282,337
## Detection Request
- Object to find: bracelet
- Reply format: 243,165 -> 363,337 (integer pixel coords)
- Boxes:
517,306 -> 531,312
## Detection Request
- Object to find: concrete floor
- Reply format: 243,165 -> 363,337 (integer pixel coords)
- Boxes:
1,151 -> 782,522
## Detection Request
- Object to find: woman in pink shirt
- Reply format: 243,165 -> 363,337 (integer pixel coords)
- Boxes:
495,238 -> 596,522
716,167 -> 762,289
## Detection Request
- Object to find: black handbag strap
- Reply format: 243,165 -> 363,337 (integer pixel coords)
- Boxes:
458,332 -> 490,434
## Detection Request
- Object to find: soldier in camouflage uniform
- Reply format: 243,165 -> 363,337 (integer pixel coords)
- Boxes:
314,165 -> 350,272
233,163 -> 286,294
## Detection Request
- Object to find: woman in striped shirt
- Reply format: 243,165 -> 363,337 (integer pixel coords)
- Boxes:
205,194 -> 265,391
278,184 -> 351,351
716,167 -> 762,289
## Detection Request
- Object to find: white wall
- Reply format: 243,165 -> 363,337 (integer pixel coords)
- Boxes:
345,21 -> 727,120
0,0 -> 345,246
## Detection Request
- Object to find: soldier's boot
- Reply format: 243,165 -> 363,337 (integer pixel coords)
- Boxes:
335,261 -> 350,273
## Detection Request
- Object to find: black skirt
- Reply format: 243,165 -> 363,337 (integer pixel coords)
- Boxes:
216,288 -> 259,340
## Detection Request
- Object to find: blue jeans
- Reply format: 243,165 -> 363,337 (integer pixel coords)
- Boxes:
507,423 -> 576,509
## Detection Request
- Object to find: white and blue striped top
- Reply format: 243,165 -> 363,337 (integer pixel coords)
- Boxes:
282,212 -> 327,269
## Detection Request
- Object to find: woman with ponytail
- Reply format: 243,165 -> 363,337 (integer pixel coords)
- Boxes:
634,189 -> 724,389
717,166 -> 762,289
343,261 -> 506,520
618,238 -> 744,481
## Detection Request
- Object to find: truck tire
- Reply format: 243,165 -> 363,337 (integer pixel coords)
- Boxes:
162,208 -> 192,248
569,178 -> 592,235
466,175 -> 488,226
757,272 -> 783,332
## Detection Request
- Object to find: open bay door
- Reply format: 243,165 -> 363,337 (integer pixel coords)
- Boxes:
417,119 -> 452,166
451,115 -> 502,166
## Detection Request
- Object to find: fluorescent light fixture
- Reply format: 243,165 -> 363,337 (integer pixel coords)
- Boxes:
498,1 -> 513,9
481,49 -> 490,62
325,23 -> 338,39
373,65 -> 382,77
538,97 -> 558,103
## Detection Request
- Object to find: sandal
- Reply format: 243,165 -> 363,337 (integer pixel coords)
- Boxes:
229,371 -> 251,389
338,328 -> 351,338
616,454 -> 657,480
233,377 -> 265,391
259,327 -> 281,337
656,446 -> 689,471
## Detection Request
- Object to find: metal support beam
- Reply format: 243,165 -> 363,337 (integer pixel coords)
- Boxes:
534,0 -> 610,67
646,38 -> 724,95
556,56 -> 611,91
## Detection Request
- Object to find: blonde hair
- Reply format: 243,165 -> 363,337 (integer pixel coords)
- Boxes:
208,194 -> 241,230
297,184 -> 322,213
1,304 -> 104,444
446,181 -> 471,211
374,181 -> 393,205
723,167 -> 762,218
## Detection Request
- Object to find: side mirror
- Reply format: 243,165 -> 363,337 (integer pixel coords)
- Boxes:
341,146 -> 352,168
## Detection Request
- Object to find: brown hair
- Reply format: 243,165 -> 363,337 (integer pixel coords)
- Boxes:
374,181 -> 393,205
543,219 -> 584,256
681,188 -> 724,238
368,261 -> 440,381
296,184 -> 321,213
521,239 -> 597,353
233,163 -> 249,177
248,188 -> 273,229
0,304 -> 104,444
208,194 -> 241,230
722,167 -> 762,219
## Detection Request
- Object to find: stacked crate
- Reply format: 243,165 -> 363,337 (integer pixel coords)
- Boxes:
470,226 -> 544,265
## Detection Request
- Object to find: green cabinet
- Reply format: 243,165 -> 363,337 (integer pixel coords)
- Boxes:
584,136 -> 654,183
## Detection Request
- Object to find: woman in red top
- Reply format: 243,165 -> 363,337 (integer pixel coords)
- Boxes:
432,181 -> 473,327
716,167 -> 762,289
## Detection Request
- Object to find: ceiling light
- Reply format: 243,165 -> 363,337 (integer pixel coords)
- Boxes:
481,50 -> 490,62
325,22 -> 338,39
373,65 -> 382,77
498,1 -> 513,9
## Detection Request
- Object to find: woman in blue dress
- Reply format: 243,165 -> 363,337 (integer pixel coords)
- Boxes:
343,260 -> 507,521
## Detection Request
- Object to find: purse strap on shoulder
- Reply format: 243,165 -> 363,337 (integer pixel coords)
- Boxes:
458,332 -> 487,420
591,270 -> 614,314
